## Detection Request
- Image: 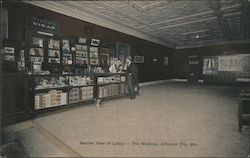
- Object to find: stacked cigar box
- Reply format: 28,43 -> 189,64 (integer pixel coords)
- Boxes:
69,88 -> 79,104
40,93 -> 51,109
49,90 -> 62,107
35,90 -> 67,110
61,92 -> 67,105
35,93 -> 49,110
108,84 -> 118,96
99,84 -> 120,98
79,86 -> 93,101
98,86 -> 108,98
35,95 -> 42,110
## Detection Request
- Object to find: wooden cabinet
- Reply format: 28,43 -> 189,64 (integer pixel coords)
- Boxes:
2,73 -> 31,125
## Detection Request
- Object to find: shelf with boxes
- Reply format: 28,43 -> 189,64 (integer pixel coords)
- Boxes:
96,73 -> 127,99
33,74 -> 69,110
68,75 -> 94,104
32,74 -> 95,111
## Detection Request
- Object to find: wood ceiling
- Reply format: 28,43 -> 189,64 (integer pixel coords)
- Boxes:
25,0 -> 250,49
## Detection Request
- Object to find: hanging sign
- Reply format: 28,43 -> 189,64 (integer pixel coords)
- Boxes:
27,16 -> 59,32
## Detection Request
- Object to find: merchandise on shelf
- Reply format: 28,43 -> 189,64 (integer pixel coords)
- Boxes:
35,90 -> 66,110
69,76 -> 93,86
35,76 -> 68,90
41,93 -> 51,108
79,86 -> 93,101
48,39 -> 60,49
75,44 -> 88,65
97,75 -> 124,84
29,48 -> 44,62
61,92 -> 67,105
62,39 -> 73,65
89,46 -> 99,65
29,37 -> 44,65
35,93 -> 50,109
50,90 -> 62,106
69,88 -> 79,104
69,86 -> 93,103
98,83 -> 126,98
48,49 -> 60,64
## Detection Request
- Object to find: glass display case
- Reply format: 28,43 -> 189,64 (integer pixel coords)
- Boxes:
32,74 -> 94,111
96,73 -> 127,99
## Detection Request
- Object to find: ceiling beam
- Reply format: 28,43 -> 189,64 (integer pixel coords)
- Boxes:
152,10 -> 214,26
129,1 -> 174,11
181,29 -> 209,35
223,11 -> 242,18
208,0 -> 232,40
157,16 -> 217,30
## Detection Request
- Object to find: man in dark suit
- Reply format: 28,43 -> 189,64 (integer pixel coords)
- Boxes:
125,56 -> 138,99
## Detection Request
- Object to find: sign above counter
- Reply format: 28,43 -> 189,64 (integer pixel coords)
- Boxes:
27,16 -> 60,33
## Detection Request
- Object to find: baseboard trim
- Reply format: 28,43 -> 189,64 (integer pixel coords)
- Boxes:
139,78 -> 191,86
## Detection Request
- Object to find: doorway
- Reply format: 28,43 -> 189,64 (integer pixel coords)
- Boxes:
187,55 -> 201,82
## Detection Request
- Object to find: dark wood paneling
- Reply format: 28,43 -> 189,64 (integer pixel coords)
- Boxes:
3,2 -> 175,83
2,73 -> 31,125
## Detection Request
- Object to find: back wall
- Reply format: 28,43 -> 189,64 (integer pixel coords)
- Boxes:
3,2 -> 175,82
174,43 -> 250,80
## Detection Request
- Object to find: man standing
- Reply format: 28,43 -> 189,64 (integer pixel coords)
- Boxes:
124,56 -> 138,99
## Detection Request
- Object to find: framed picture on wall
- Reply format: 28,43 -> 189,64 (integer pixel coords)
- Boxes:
134,56 -> 144,63
100,48 -> 110,66
116,42 -> 130,66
